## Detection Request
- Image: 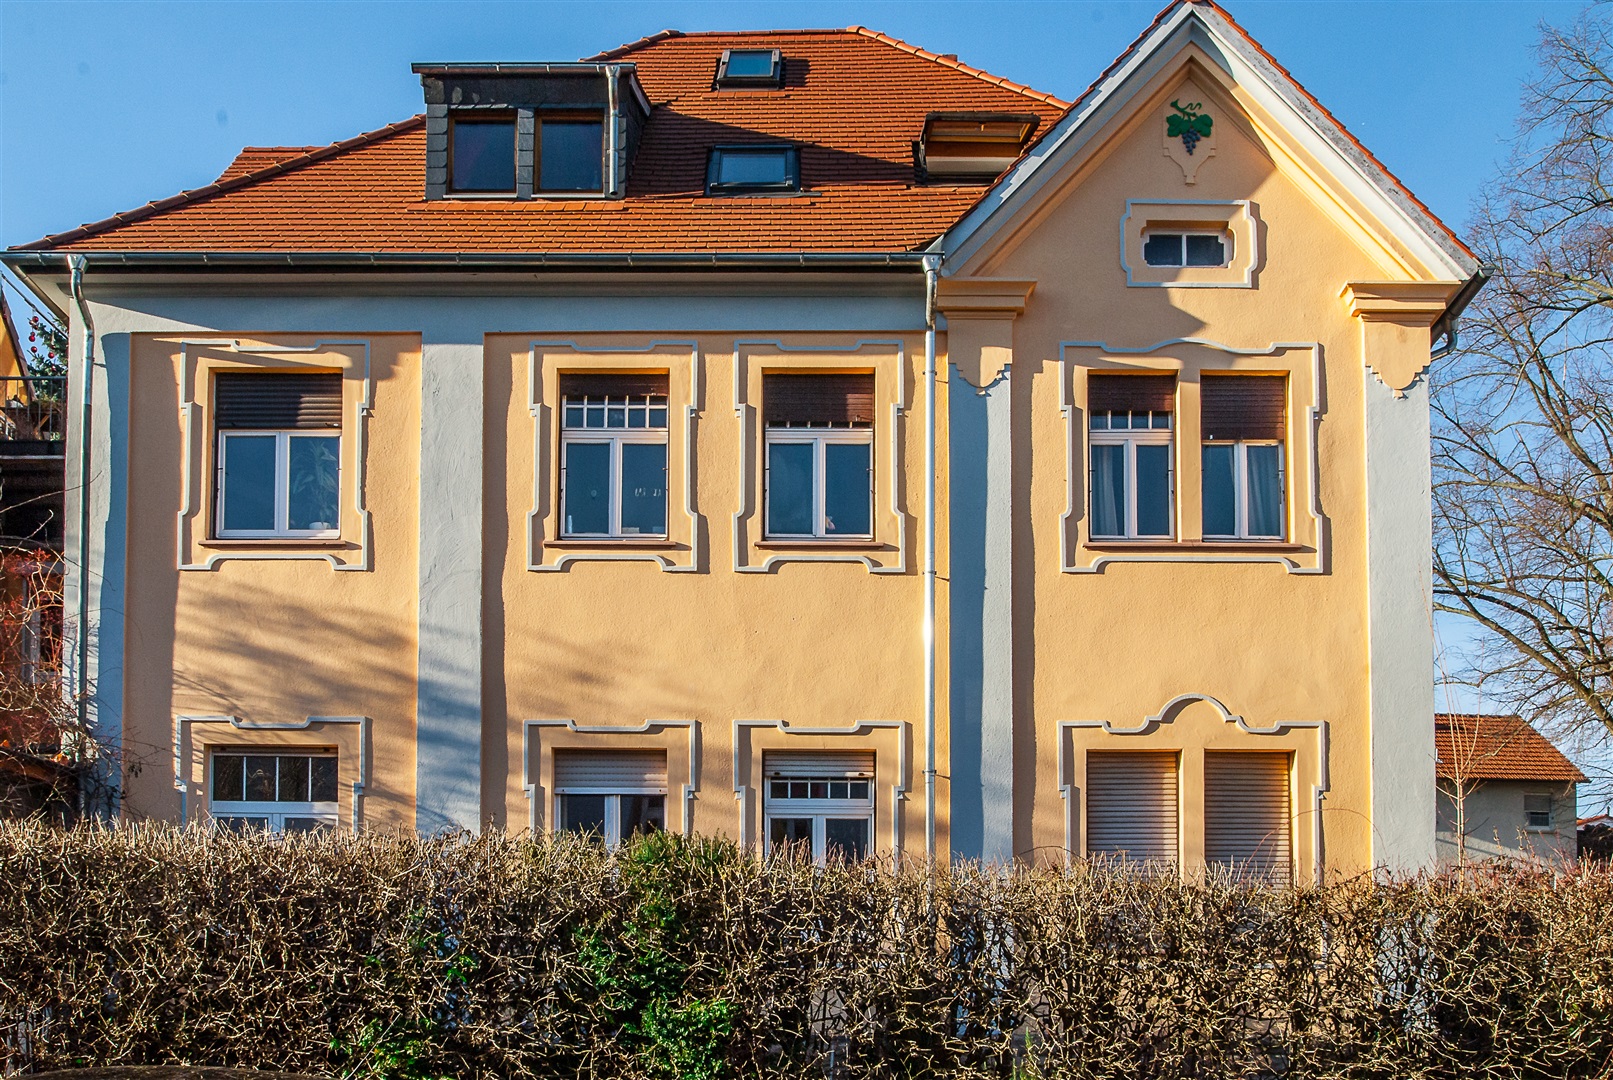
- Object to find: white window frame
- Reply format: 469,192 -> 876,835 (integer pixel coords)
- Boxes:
559,431 -> 669,538
208,750 -> 340,834
763,775 -> 876,863
215,429 -> 341,539
1202,440 -> 1286,540
1141,230 -> 1230,268
1089,419 -> 1174,540
553,787 -> 667,848
763,428 -> 874,540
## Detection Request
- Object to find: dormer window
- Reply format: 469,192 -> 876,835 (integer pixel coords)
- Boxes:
716,48 -> 782,88
916,112 -> 1039,183
707,145 -> 799,194
450,115 -> 517,193
539,112 -> 605,193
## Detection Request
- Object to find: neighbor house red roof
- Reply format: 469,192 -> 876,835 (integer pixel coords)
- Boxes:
1435,714 -> 1586,783
14,28 -> 1068,255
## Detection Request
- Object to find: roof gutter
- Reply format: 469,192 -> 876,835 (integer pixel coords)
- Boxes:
0,250 -> 933,273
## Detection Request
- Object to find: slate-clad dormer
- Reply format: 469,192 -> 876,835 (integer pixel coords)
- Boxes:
414,63 -> 650,200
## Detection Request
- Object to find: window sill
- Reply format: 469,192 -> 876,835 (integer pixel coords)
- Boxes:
1084,541 -> 1307,552
545,538 -> 679,549
756,538 -> 886,550
201,538 -> 349,549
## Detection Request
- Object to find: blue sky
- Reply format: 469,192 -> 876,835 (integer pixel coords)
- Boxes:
2,1 -> 1608,808
0,0 -> 1584,249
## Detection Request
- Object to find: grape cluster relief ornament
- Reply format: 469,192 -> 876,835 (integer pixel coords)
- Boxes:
1167,100 -> 1212,154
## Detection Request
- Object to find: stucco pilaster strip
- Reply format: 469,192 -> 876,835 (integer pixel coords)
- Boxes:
416,342 -> 485,833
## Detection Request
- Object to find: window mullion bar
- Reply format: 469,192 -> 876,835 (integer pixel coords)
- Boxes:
276,432 -> 291,533
815,437 -> 827,537
610,437 -> 622,536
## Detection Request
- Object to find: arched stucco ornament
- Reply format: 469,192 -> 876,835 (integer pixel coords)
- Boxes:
1343,281 -> 1465,396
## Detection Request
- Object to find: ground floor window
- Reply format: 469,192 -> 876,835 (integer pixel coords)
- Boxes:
553,748 -> 667,846
210,749 -> 339,833
1204,750 -> 1292,883
763,750 -> 875,862
1085,751 -> 1179,866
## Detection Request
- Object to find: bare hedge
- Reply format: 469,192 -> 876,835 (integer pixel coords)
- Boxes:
3,823 -> 1611,1080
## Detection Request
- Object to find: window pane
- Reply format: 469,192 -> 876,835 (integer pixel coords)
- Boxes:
724,50 -> 775,78
212,755 -> 244,803
1185,234 -> 1226,267
452,120 -> 516,192
1135,443 -> 1172,537
1246,444 -> 1284,537
767,441 -> 815,535
287,436 -> 340,532
1202,443 -> 1237,537
1142,233 -> 1182,266
824,441 -> 872,536
277,755 -> 310,803
221,434 -> 276,533
825,818 -> 870,862
620,795 -> 666,839
540,120 -> 604,192
244,756 -> 277,802
620,442 -> 667,536
310,756 -> 339,803
563,441 -> 612,535
1090,442 -> 1126,538
715,149 -> 790,187
560,794 -> 608,839
769,816 -> 813,851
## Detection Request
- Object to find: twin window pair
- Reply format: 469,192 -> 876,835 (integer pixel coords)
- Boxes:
1090,373 -> 1286,542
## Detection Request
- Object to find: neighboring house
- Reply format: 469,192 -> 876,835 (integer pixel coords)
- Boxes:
0,291 -> 70,817
1,1 -> 1484,876
1435,713 -> 1584,865
1579,814 -> 1613,862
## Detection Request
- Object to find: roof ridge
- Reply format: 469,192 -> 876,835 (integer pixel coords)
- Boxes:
585,28 -> 684,61
13,116 -> 427,252
845,25 -> 1071,109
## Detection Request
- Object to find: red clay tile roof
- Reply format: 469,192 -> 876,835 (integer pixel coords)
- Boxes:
1435,714 -> 1586,783
15,29 -> 1068,254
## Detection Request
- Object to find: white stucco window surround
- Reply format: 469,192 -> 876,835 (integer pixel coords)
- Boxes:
1120,200 -> 1260,288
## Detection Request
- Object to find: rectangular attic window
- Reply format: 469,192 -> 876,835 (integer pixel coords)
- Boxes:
450,116 -> 517,193
918,112 -> 1039,183
716,48 -> 782,87
708,146 -> 799,194
540,113 -> 605,192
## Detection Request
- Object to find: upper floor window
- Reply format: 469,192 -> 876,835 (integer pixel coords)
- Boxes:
763,373 -> 874,539
715,48 -> 782,88
1201,376 -> 1286,540
1143,231 -> 1227,268
708,146 -> 799,194
214,372 -> 341,539
1089,374 -> 1174,540
560,373 -> 669,538
211,749 -> 339,834
539,112 -> 605,193
450,115 -> 517,193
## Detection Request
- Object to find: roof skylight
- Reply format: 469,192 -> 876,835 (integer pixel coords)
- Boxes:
716,48 -> 783,88
707,145 -> 799,194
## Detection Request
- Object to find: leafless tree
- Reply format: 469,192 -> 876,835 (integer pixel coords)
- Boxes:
1433,8 -> 1613,809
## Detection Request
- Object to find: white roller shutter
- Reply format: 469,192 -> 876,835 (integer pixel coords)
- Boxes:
763,751 -> 876,778
1205,751 -> 1292,883
1085,751 -> 1178,863
553,749 -> 667,792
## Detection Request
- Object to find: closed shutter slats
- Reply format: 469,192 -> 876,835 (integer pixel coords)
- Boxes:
1205,751 -> 1292,883
560,372 -> 670,399
1086,751 -> 1178,862
553,749 -> 667,791
1201,376 -> 1286,441
764,373 -> 875,426
764,751 -> 876,778
1088,374 -> 1175,415
215,372 -> 342,429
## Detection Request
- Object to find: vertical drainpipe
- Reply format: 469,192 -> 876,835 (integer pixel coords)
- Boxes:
923,254 -> 941,861
606,65 -> 621,196
67,255 -> 96,813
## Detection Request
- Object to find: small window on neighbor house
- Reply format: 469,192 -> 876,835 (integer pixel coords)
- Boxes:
715,48 -> 782,87
763,373 -> 874,539
708,146 -> 799,194
1525,793 -> 1553,829
214,372 -> 342,539
450,115 -> 517,193
539,113 -> 605,193
1143,231 -> 1228,268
